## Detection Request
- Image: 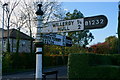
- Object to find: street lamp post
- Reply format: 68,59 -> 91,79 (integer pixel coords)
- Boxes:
2,3 -> 8,54
35,4 -> 44,80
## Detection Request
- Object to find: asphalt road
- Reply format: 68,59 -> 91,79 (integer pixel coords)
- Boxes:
2,65 -> 67,80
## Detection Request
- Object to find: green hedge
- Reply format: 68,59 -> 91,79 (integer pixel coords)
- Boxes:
2,52 -> 68,74
2,52 -> 36,73
68,53 -> 120,80
43,55 -> 68,67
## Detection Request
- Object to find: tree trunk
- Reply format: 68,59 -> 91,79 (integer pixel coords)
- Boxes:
25,28 -> 33,53
6,18 -> 10,52
16,29 -> 20,53
30,29 -> 33,53
16,39 -> 20,53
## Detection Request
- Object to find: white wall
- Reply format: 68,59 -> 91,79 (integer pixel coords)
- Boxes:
3,38 -> 33,53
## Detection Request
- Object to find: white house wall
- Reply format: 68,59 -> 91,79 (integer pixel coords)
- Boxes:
19,39 -> 31,53
3,38 -> 32,53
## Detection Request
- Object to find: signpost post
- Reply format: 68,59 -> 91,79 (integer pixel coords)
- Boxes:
35,4 -> 44,80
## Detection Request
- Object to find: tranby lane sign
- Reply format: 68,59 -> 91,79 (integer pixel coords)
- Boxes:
42,33 -> 72,47
41,15 -> 108,33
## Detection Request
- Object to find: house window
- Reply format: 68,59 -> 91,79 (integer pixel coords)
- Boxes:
13,48 -> 16,52
22,41 -> 25,46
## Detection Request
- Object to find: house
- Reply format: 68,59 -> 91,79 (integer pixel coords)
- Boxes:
0,28 -> 34,53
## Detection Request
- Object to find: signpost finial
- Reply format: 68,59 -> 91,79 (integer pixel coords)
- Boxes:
36,4 -> 44,16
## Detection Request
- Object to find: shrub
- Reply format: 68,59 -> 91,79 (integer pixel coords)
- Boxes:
68,53 -> 120,79
2,52 -> 68,73
2,52 -> 13,73
43,55 -> 68,67
2,52 -> 36,74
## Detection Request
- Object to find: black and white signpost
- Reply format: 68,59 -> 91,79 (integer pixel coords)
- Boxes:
35,3 -> 108,79
35,4 -> 44,80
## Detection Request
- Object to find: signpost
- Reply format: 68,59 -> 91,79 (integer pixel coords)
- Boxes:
35,4 -> 44,80
35,3 -> 108,79
42,33 -> 72,47
41,15 -> 108,33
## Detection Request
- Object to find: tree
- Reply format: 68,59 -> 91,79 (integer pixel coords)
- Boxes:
18,0 -> 35,53
64,9 -> 94,47
105,36 -> 118,54
91,42 -> 110,54
10,10 -> 27,53
0,0 -> 64,53
0,0 -> 21,52
90,36 -> 118,54
17,0 -> 64,53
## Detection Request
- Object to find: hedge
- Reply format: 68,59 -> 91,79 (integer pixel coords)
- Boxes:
43,55 -> 68,67
2,52 -> 68,74
68,53 -> 120,80
2,52 -> 36,73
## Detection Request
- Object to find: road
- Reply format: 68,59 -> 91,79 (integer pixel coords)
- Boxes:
2,66 -> 67,80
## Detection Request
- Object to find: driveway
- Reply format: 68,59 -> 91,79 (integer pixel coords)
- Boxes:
2,65 -> 67,80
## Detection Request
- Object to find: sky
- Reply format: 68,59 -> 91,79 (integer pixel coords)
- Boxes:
62,2 -> 118,46
58,0 -> 119,2
0,1 -> 118,46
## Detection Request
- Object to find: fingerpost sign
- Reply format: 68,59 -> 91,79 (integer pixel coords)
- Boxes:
84,15 -> 108,29
41,15 -> 108,33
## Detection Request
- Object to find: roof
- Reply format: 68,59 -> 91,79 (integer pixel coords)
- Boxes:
0,28 -> 34,40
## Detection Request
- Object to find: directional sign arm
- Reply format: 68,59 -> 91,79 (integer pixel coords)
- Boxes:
84,15 -> 108,29
41,15 -> 108,33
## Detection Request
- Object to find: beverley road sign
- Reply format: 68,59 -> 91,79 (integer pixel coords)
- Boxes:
41,15 -> 108,33
42,33 -> 72,47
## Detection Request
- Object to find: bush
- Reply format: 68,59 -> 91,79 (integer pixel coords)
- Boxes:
68,53 -> 120,79
2,52 -> 68,74
2,52 -> 13,73
2,52 -> 36,74
43,55 -> 68,67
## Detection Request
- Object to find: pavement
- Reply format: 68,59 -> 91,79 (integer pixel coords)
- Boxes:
2,66 -> 67,80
